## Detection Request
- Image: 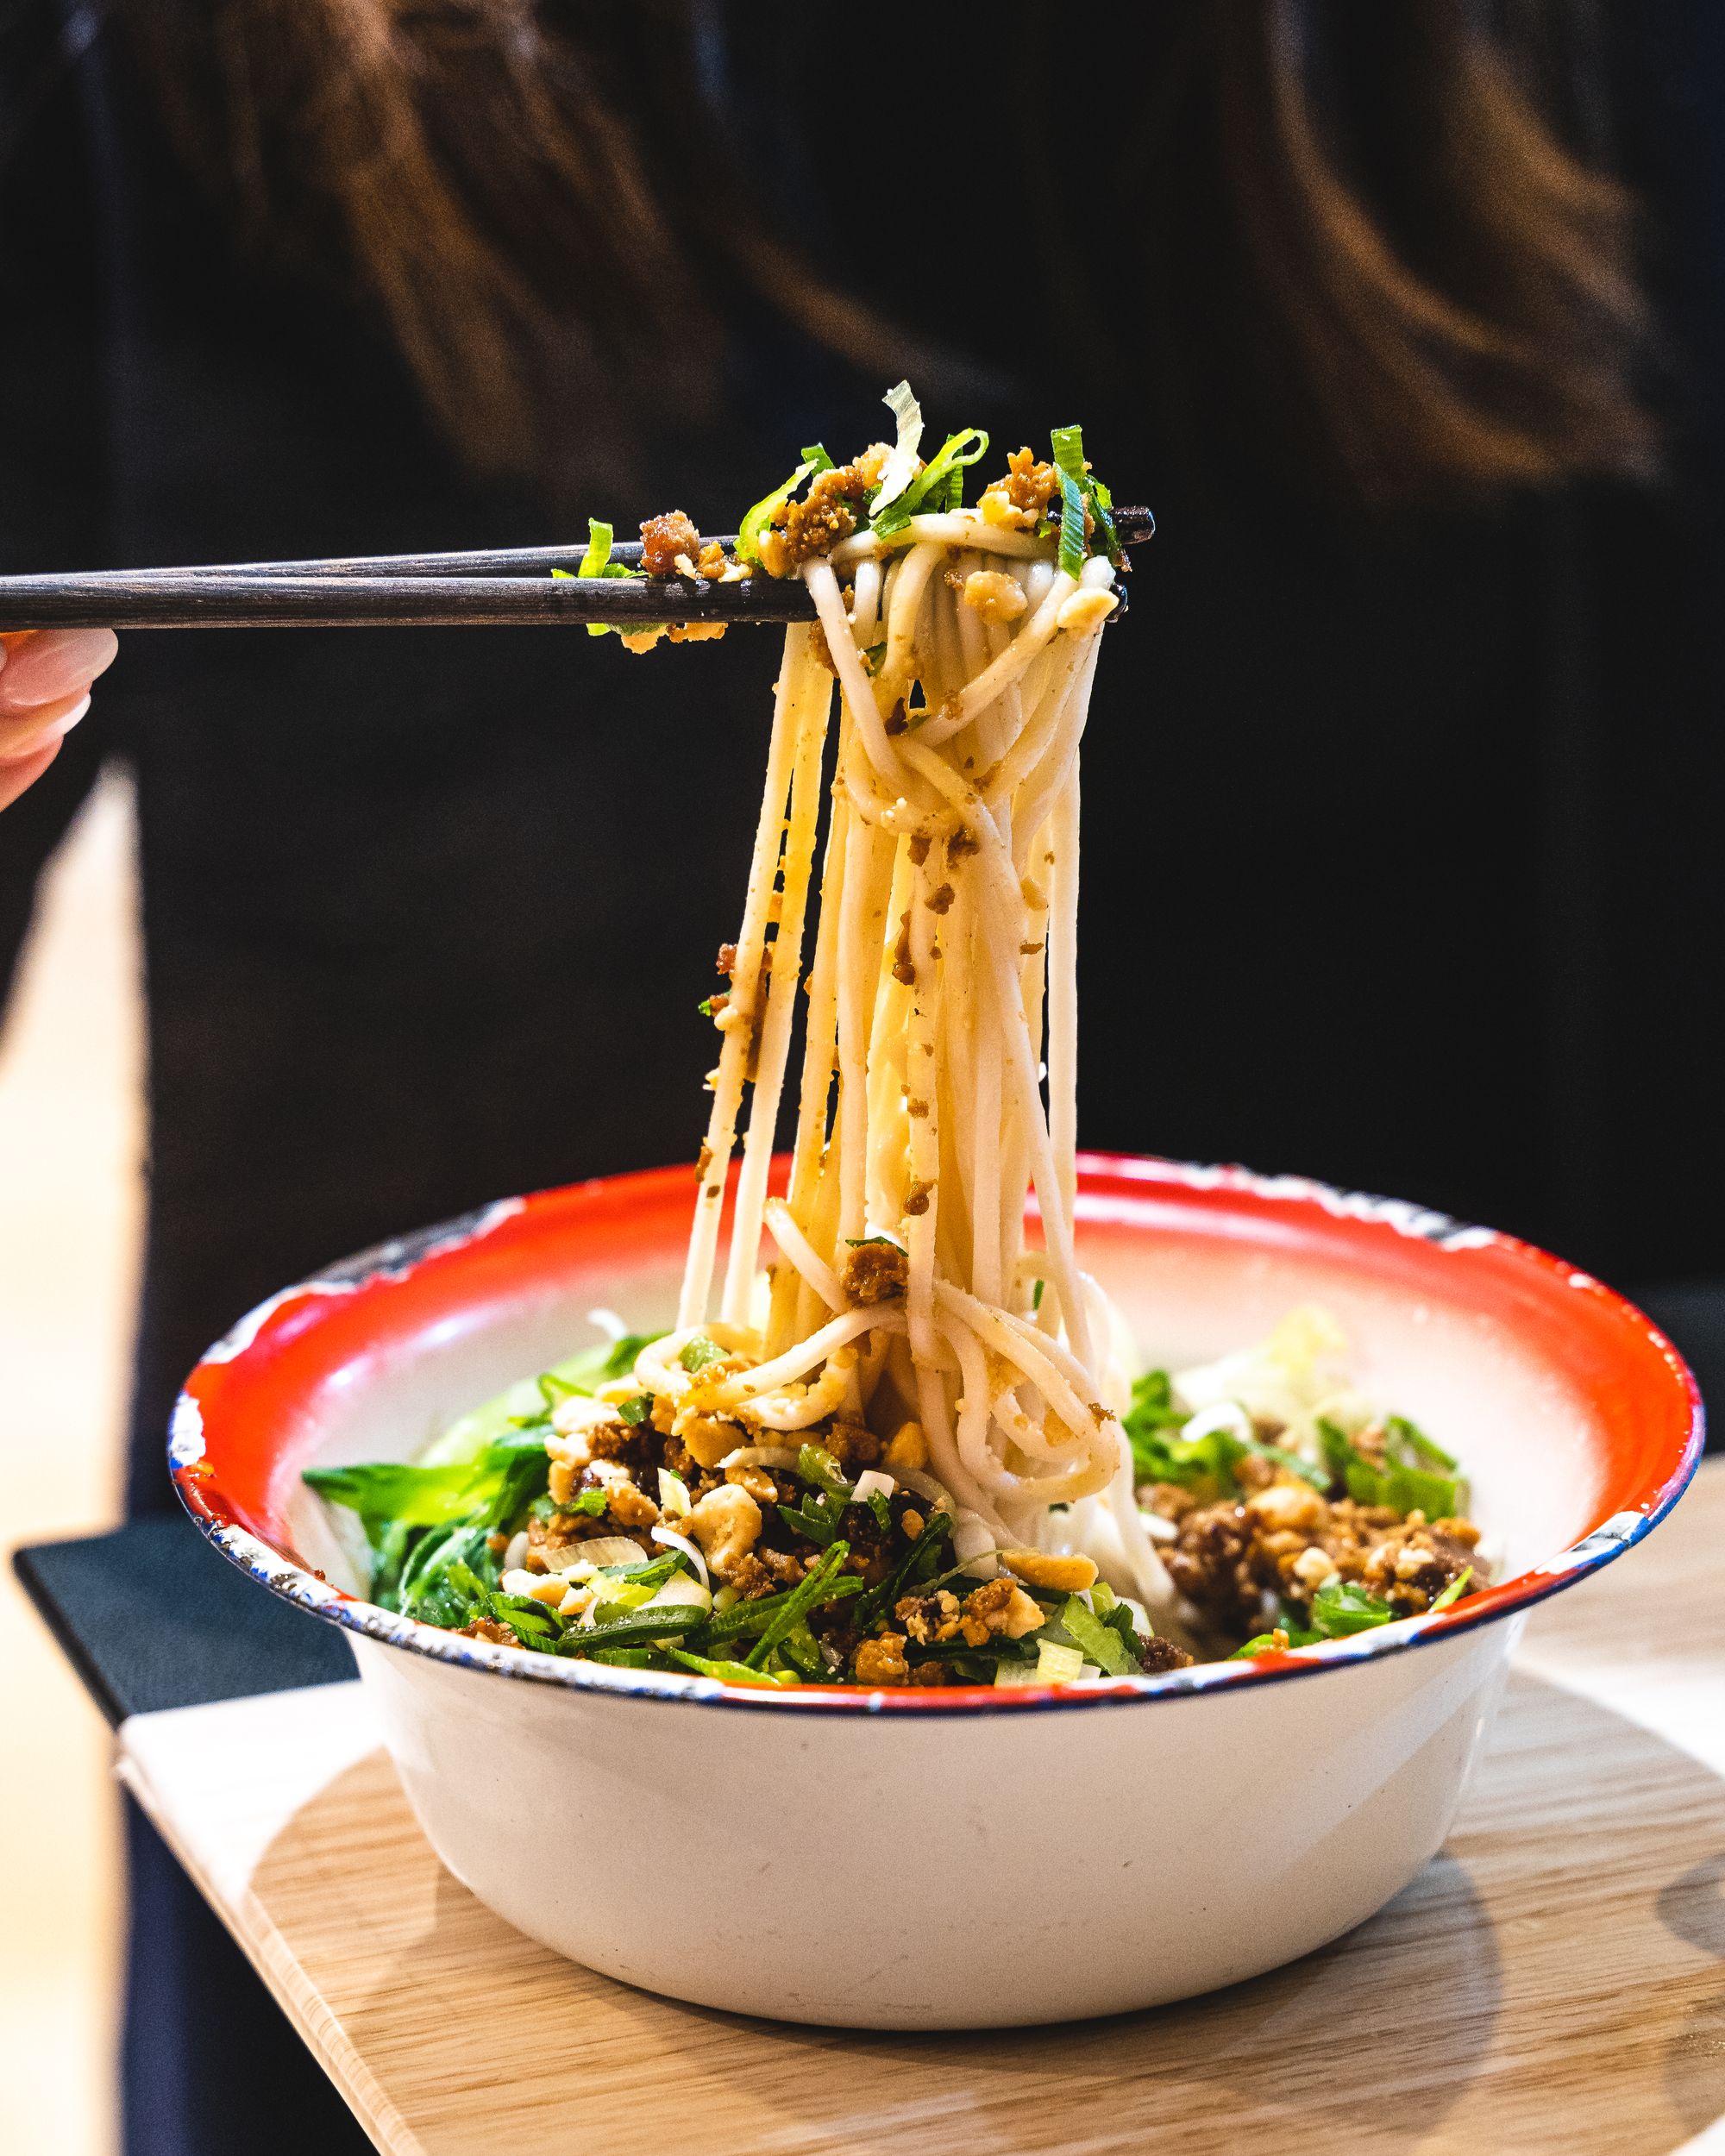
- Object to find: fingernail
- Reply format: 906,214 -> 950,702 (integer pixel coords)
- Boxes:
0,693 -> 89,757
0,628 -> 118,708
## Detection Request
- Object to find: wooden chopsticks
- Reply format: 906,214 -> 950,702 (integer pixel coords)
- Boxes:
0,511 -> 1152,631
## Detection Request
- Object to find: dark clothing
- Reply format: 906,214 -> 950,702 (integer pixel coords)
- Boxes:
3,6 -> 1723,2153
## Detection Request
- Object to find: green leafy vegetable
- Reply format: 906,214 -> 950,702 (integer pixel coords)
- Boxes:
1231,1626 -> 1320,1658
618,1393 -> 654,1426
537,1370 -> 590,1412
1308,1576 -> 1397,1638
776,1443 -> 856,1546
745,1542 -> 854,1670
398,1523 -> 500,1626
854,1505 -> 953,1630
600,1332 -> 664,1381
302,1459 -> 497,1539
306,1436 -> 549,1547
1045,1593 -> 1140,1677
867,381 -> 925,526
488,1589 -> 562,1644
591,1551 -> 686,1594
679,1335 -> 727,1376
1121,1369 -> 1185,1478
1123,1373 -> 1320,1499
1318,1417 -> 1463,1518
797,1445 -> 850,1497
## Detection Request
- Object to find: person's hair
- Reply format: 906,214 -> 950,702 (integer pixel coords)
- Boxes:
121,0 -> 1653,505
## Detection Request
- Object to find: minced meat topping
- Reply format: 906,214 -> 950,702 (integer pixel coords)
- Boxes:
1153,1451 -> 1483,1639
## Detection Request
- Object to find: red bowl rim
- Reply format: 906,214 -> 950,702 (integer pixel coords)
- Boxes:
171,1153 -> 1704,1719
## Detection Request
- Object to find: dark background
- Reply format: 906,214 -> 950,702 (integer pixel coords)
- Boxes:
4,4 -> 1724,1471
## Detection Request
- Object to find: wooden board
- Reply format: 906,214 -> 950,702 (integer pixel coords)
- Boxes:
117,1463 -> 1725,2156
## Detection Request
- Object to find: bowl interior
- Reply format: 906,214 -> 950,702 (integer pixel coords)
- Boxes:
178,1156 -> 1700,1630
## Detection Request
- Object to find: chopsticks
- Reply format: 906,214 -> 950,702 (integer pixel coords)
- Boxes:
0,511 -> 1153,631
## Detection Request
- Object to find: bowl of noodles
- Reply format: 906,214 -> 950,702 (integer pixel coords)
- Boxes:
172,1154 -> 1697,2027
170,395 -> 1699,2025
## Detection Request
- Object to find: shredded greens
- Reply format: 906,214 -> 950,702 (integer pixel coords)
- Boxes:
1319,1416 -> 1465,1519
1123,1371 -> 1320,1499
735,448 -> 832,565
303,1369 -> 1176,1688
560,517 -> 645,639
872,426 -> 989,539
720,392 -> 1118,577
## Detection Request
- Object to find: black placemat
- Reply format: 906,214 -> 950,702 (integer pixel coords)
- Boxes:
13,1514 -> 354,1727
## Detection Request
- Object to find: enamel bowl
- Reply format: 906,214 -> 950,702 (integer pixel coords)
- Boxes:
172,1156 -> 1700,2028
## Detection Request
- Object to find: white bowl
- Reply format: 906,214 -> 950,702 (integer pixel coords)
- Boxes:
172,1156 -> 1701,2027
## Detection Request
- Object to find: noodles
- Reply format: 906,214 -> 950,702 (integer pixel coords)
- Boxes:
304,395 -> 1490,1687
651,398 -> 1167,1595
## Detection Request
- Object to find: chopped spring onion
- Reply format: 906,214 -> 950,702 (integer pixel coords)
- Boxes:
669,1651 -> 800,1688
565,1602 -> 707,1651
656,1468 -> 692,1517
737,457 -> 824,567
1429,1564 -> 1474,1614
744,1542 -> 853,1670
1319,1417 -> 1464,1518
569,517 -> 643,639
1050,425 -> 1090,580
1230,1626 -> 1319,1658
854,1507 -> 952,1629
874,426 -> 988,537
702,1572 -> 864,1643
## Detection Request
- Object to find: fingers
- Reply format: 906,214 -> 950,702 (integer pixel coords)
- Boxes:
0,629 -> 116,809
0,627 -> 118,710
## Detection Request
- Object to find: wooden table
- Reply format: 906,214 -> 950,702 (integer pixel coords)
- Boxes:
116,1461 -> 1725,2156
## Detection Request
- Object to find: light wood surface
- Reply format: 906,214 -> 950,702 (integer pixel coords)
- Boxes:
117,1460 -> 1725,2156
2,774 -> 143,2156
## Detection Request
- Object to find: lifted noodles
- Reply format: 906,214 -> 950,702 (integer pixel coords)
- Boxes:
304,388 -> 1485,1687
658,387 -> 1165,1601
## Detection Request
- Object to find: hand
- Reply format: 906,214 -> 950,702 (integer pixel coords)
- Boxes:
0,629 -> 119,810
